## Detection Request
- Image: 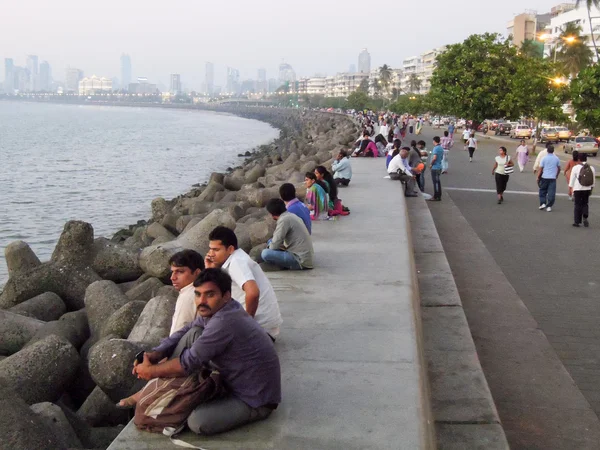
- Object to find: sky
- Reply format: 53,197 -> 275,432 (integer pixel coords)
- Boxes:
1,0 -> 558,90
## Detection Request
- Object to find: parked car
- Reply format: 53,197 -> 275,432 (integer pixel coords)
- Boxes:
555,126 -> 572,142
495,121 -> 513,136
540,127 -> 559,143
510,124 -> 533,139
564,136 -> 599,156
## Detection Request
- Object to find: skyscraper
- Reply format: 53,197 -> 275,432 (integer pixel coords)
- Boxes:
26,55 -> 38,91
226,67 -> 240,95
170,74 -> 182,94
278,62 -> 296,85
121,54 -> 132,91
257,68 -> 267,94
65,67 -> 84,93
205,62 -> 214,96
39,61 -> 51,92
358,49 -> 371,73
349,64 -> 356,73
4,58 -> 14,93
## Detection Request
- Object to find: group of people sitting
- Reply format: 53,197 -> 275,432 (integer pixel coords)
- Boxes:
384,138 -> 430,197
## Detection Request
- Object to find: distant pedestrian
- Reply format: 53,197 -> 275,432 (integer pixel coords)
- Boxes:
466,133 -> 477,162
537,145 -> 561,212
569,153 -> 595,227
462,127 -> 471,146
564,150 -> 580,201
379,121 -> 389,139
492,146 -> 514,204
515,140 -> 529,172
440,131 -> 454,174
428,136 -> 444,201
448,123 -> 455,139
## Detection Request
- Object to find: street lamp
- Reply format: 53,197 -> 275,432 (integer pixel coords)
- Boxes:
539,33 -> 578,63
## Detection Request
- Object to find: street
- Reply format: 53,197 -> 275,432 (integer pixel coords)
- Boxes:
413,125 -> 600,449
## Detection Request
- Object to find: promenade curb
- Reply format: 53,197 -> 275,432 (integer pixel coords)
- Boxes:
407,195 -> 509,449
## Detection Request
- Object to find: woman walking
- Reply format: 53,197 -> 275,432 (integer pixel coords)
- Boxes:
515,140 -> 529,172
467,133 -> 477,162
492,146 -> 514,204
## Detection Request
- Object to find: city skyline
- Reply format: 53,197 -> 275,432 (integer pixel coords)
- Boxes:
0,0 -> 555,91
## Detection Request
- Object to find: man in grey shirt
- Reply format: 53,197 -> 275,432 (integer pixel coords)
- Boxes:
261,198 -> 314,270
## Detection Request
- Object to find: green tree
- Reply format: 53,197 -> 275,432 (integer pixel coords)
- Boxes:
555,23 -> 593,79
576,0 -> 600,56
347,91 -> 371,111
428,33 -> 519,127
407,74 -> 421,94
379,64 -> 392,96
357,78 -> 370,94
370,77 -> 381,97
571,63 -> 600,133
520,39 -> 544,58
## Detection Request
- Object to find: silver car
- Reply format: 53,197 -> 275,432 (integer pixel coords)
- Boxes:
564,136 -> 599,156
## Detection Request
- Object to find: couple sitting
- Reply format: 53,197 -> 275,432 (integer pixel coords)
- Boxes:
387,146 -> 424,197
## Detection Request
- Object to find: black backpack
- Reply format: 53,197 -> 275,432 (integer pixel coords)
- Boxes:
578,163 -> 594,187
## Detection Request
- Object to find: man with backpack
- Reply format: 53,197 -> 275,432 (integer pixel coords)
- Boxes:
569,153 -> 595,227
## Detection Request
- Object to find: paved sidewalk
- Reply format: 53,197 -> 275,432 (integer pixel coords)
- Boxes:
108,158 -> 434,450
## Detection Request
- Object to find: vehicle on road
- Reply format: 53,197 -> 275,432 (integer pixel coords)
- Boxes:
540,127 -> 559,143
555,126 -> 572,142
564,136 -> 599,156
495,121 -> 512,136
510,125 -> 533,139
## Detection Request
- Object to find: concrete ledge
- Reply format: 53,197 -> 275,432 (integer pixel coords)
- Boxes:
407,196 -> 509,448
108,159 -> 434,449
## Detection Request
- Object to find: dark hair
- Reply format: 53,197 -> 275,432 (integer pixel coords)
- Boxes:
168,249 -> 204,272
362,130 -> 370,137
193,268 -> 231,295
374,134 -> 388,146
410,140 -> 417,148
433,136 -> 441,144
417,140 -> 426,147
393,139 -> 401,149
572,150 -> 579,161
401,146 -> 411,152
391,149 -> 400,158
444,131 -> 449,137
499,146 -> 507,155
547,145 -> 555,153
316,166 -> 338,201
305,172 -> 317,181
579,153 -> 588,162
279,183 -> 296,202
266,198 -> 287,216
338,149 -> 347,158
208,226 -> 238,249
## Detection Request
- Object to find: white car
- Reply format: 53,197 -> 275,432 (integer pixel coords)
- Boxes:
510,124 -> 533,139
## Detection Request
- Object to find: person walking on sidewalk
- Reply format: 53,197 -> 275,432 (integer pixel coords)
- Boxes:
466,133 -> 477,162
537,145 -> 561,212
492,146 -> 514,204
428,136 -> 444,201
516,140 -> 529,172
440,131 -> 454,174
569,153 -> 595,227
564,150 -> 580,201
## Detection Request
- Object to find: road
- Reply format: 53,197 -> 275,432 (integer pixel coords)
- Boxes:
412,126 -> 600,449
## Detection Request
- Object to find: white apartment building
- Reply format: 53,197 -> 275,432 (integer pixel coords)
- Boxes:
307,77 -> 327,95
78,76 -> 112,95
544,2 -> 600,62
401,56 -> 423,94
420,46 -> 446,94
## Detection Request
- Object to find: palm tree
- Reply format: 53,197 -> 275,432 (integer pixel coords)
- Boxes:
408,74 -> 421,94
576,0 -> 599,56
556,23 -> 593,78
378,64 -> 392,97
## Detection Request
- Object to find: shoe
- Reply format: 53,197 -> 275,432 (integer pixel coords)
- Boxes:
546,207 -> 552,212
568,195 -> 572,201
573,223 -> 580,227
539,204 -> 546,210
497,199 -> 502,204
469,158 -> 472,162
584,219 -> 589,227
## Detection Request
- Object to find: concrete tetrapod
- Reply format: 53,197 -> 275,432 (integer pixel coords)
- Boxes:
84,280 -> 131,337
0,310 -> 45,355
127,295 -> 176,347
91,237 -> 143,283
8,291 -> 66,321
30,402 -> 83,449
26,309 -> 90,350
0,334 -> 80,404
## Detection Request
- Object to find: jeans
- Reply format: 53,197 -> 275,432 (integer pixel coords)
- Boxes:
468,147 -> 476,158
442,150 -> 449,172
574,190 -> 591,224
431,169 -> 442,199
187,394 -> 273,436
416,169 -> 425,192
539,178 -> 557,207
261,249 -> 303,270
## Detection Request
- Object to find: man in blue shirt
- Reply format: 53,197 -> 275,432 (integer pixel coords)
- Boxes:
428,136 -> 445,201
537,145 -> 561,212
279,183 -> 311,234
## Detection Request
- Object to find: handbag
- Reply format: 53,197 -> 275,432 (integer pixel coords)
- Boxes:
504,156 -> 514,174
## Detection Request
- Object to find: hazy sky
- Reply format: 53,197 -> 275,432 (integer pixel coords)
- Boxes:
2,0 -> 555,89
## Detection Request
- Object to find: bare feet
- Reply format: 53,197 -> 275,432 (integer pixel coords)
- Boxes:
116,392 -> 141,409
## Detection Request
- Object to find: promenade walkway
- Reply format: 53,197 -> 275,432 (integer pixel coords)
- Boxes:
108,158 -> 434,449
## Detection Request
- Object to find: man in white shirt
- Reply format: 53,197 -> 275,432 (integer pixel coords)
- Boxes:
387,147 -> 418,196
205,226 -> 283,337
569,153 -> 596,227
462,127 -> 471,144
168,249 -> 205,335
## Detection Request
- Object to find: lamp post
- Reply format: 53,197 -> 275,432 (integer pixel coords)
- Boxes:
538,33 -> 577,63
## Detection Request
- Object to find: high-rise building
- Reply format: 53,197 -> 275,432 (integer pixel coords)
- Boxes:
268,78 -> 279,93
205,62 -> 214,96
507,13 -> 537,48
226,67 -> 240,95
170,74 -> 182,94
278,62 -> 296,85
26,55 -> 38,91
358,49 -> 371,73
4,58 -> 14,93
39,61 -> 51,92
257,68 -> 267,94
121,54 -> 132,91
129,77 -> 157,94
65,67 -> 84,93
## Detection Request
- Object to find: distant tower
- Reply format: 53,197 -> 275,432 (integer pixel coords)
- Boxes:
39,61 -> 51,92
26,55 -> 38,91
4,58 -> 14,93
257,68 -> 267,94
358,49 -> 371,73
170,74 -> 182,94
205,62 -> 214,96
121,54 -> 132,91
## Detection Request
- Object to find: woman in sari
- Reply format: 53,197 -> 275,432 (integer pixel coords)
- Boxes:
304,172 -> 329,220
515,140 -> 529,173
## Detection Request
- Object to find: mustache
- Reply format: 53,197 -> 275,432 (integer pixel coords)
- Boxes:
197,304 -> 211,311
